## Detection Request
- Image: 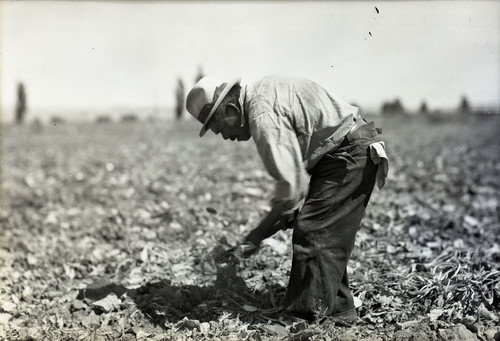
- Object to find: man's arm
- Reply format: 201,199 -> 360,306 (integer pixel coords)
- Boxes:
236,208 -> 295,258
243,208 -> 285,246
238,113 -> 308,255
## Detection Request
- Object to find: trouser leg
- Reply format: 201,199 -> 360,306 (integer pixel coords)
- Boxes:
284,124 -> 379,320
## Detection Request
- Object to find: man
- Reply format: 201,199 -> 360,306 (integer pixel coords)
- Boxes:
186,74 -> 388,323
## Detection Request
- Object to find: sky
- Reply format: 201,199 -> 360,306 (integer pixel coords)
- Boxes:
1,1 -> 499,121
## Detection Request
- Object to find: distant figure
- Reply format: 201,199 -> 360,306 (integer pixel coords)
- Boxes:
419,101 -> 428,115
15,82 -> 27,125
186,74 -> 389,323
175,78 -> 185,120
459,96 -> 471,114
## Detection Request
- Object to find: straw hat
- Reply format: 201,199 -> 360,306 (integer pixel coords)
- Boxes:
186,76 -> 241,137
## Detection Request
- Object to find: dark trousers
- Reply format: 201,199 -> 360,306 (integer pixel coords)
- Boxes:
284,122 -> 381,320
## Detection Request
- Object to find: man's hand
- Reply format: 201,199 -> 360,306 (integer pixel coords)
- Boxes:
242,208 -> 297,250
231,242 -> 260,259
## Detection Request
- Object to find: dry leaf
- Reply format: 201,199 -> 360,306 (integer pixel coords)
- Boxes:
1,301 -> 16,313
428,308 -> 444,322
92,294 -> 121,313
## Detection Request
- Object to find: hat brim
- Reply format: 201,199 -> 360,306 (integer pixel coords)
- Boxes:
199,77 -> 241,137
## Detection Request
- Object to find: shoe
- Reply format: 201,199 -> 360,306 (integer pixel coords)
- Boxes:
262,307 -> 310,326
317,308 -> 358,326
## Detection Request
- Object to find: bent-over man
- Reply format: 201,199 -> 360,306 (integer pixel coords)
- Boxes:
186,74 -> 389,323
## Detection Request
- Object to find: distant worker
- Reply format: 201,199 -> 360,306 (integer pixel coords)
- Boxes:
186,74 -> 389,323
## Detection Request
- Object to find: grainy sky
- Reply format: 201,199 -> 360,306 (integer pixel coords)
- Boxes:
1,1 -> 499,119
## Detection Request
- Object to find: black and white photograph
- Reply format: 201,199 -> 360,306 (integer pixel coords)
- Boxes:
1,1 -> 499,340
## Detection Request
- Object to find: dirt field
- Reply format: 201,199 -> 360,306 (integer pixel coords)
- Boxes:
1,113 -> 499,340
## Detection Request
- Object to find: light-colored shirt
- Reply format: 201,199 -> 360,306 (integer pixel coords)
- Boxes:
240,74 -> 360,213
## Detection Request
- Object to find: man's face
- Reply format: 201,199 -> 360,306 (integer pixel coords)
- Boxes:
208,107 -> 251,141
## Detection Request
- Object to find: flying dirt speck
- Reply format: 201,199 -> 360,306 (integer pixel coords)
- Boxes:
375,6 -> 379,14
206,207 -> 218,215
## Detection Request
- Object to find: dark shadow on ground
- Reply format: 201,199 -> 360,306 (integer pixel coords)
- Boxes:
77,262 -> 287,328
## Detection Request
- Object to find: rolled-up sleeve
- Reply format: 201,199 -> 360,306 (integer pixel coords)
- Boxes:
251,114 -> 310,213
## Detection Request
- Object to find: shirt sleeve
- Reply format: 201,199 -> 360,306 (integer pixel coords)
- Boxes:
251,114 -> 310,214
